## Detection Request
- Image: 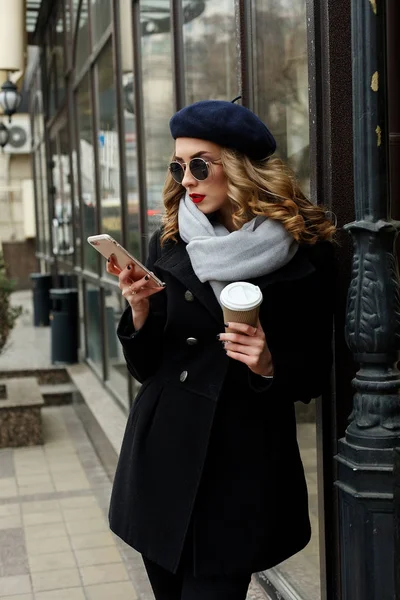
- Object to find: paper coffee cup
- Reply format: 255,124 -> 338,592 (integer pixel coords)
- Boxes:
220,282 -> 263,330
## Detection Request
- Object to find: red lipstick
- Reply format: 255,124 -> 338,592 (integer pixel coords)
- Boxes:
190,194 -> 205,204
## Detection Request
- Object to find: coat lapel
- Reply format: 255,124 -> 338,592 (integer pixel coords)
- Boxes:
154,238 -> 317,325
154,239 -> 225,326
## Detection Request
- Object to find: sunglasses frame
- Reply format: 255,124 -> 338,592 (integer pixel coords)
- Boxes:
168,157 -> 221,184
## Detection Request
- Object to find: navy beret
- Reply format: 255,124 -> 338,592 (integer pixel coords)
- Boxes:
169,100 -> 276,160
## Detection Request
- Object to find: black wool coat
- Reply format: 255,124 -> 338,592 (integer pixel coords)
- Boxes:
109,228 -> 334,576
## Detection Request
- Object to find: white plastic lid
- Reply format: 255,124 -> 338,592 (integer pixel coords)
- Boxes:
219,282 -> 263,311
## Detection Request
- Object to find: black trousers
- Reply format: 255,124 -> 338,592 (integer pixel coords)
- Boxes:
142,556 -> 252,600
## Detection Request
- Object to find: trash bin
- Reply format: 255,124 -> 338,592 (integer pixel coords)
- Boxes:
30,273 -> 53,327
49,288 -> 79,364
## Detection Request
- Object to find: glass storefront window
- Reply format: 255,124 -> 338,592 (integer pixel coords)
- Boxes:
183,0 -> 237,103
252,5 -> 315,598
48,62 -> 57,119
40,142 -> 50,256
76,75 -> 97,271
85,283 -> 103,371
96,41 -> 121,246
140,1 -> 173,239
91,0 -> 111,46
71,148 -> 81,266
105,291 -> 129,409
55,5 -> 66,108
119,0 -> 140,257
252,0 -> 310,195
76,0 -> 90,75
51,125 -> 74,262
34,148 -> 44,255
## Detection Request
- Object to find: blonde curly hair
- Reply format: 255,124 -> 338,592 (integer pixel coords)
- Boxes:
160,147 -> 336,247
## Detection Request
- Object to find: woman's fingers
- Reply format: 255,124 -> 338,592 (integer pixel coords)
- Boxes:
106,254 -> 122,276
122,273 -> 164,304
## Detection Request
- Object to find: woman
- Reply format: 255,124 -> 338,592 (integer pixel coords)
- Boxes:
107,100 -> 336,600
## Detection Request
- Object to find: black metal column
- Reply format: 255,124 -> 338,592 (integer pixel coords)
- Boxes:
335,1 -> 400,599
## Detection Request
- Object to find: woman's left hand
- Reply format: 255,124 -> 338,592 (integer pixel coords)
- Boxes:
218,319 -> 274,377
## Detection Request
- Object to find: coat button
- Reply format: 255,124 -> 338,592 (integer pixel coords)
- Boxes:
186,337 -> 198,346
184,290 -> 194,302
180,370 -> 188,382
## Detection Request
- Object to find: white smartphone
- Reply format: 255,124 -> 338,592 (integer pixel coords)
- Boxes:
87,234 -> 166,288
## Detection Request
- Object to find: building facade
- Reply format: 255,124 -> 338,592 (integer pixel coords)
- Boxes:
24,1 -> 400,599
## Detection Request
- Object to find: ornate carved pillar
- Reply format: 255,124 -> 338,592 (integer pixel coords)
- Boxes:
335,1 -> 400,598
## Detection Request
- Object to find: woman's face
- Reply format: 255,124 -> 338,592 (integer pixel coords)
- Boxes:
174,138 -> 232,221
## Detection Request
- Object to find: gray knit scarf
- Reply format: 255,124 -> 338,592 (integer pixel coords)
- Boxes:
178,192 -> 298,302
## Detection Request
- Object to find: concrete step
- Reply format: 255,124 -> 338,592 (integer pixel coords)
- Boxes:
39,382 -> 77,406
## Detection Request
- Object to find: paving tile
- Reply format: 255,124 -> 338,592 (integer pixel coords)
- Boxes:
21,499 -> 60,514
0,503 -> 20,517
24,522 -> 68,541
16,474 -> 53,487
14,465 -> 50,476
13,447 -> 44,458
0,528 -> 29,577
0,514 -> 22,529
65,518 -> 109,536
25,535 -> 71,556
47,461 -> 83,473
0,449 -> 15,478
18,483 -> 55,496
85,581 -> 138,600
54,479 -> 90,492
0,478 -> 18,498
59,495 -> 97,509
62,506 -> 103,522
0,574 -> 32,596
35,587 -> 86,600
23,510 -> 63,526
70,531 -> 116,550
74,546 -> 122,567
0,595 -> 33,600
80,562 -> 129,586
31,567 -> 81,592
29,550 -> 77,573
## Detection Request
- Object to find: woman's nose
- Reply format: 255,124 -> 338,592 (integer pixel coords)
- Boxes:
181,166 -> 197,188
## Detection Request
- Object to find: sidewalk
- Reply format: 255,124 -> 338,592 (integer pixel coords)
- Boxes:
0,291 -> 269,600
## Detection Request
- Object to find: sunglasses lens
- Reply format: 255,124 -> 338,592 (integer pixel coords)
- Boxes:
190,158 -> 209,181
169,162 -> 184,183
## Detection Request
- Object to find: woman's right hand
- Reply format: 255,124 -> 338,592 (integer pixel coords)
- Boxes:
106,254 -> 165,331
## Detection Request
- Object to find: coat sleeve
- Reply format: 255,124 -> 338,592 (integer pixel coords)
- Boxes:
261,243 -> 335,403
116,228 -> 167,383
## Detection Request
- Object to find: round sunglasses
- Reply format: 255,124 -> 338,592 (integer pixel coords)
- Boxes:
168,157 -> 220,184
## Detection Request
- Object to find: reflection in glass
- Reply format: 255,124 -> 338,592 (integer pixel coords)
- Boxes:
91,0 -> 112,46
76,0 -> 90,74
76,76 -> 97,271
105,291 -> 129,408
51,126 -> 74,261
34,148 -> 44,254
85,284 -> 103,370
40,141 -> 50,256
253,4 -> 315,598
140,0 -> 173,239
72,149 -> 81,265
97,42 -> 121,245
71,0 -> 81,33
118,0 -> 140,257
183,0 -> 237,102
55,6 -> 65,108
252,0 -> 310,194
